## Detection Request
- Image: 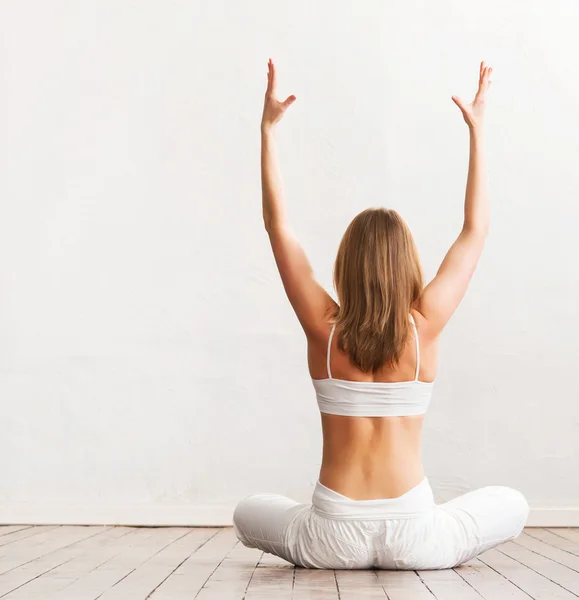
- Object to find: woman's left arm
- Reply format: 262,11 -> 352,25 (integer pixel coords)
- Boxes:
261,59 -> 336,336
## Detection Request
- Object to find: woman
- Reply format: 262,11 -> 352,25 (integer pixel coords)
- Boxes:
233,59 -> 529,570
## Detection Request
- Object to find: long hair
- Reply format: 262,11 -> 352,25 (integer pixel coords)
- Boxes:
332,208 -> 423,373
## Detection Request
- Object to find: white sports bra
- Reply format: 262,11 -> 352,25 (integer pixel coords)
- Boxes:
312,315 -> 434,417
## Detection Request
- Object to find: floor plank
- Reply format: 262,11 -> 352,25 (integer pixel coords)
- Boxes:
148,528 -> 237,599
515,532 -> 579,572
375,570 -> 435,600
0,528 -> 32,539
417,568 -> 484,599
0,526 -> 59,550
0,527 -> 576,599
96,527 -> 215,600
0,527 -> 106,576
193,540 -> 264,600
479,546 -> 579,599
454,558 -> 533,599
334,570 -> 387,599
526,528 -> 579,556
244,552 -> 294,600
548,529 -> 579,545
292,567 -> 339,599
0,527 -> 132,599
54,527 -> 193,600
498,540 -> 579,596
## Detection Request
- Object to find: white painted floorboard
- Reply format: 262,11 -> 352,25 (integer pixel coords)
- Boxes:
0,527 -> 577,599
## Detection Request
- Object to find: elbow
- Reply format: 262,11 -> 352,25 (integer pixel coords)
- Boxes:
463,219 -> 489,240
263,215 -> 271,233
263,216 -> 275,234
262,210 -> 273,233
461,224 -> 489,246
263,215 -> 285,235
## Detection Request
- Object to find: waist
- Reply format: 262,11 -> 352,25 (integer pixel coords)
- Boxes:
312,477 -> 434,520
319,415 -> 424,487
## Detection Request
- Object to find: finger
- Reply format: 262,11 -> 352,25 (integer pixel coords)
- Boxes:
481,66 -> 492,92
478,67 -> 486,92
270,58 -> 277,94
477,66 -> 489,95
451,95 -> 467,113
282,94 -> 297,109
479,61 -> 485,84
480,63 -> 489,88
266,59 -> 272,94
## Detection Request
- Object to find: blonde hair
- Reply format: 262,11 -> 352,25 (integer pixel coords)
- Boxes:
332,208 -> 423,373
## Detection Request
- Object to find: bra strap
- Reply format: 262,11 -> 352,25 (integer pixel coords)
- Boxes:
409,314 -> 420,381
327,323 -> 336,379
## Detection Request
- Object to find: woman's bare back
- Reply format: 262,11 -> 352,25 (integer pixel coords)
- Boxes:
309,310 -> 437,499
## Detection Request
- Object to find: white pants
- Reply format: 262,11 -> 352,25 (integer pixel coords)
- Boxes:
233,478 -> 529,569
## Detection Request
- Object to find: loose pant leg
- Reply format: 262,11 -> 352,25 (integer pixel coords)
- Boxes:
436,486 -> 530,567
233,486 -> 529,571
385,486 -> 529,570
232,494 -> 309,564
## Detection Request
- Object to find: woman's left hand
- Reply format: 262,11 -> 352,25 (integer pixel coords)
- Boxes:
261,59 -> 296,131
452,61 -> 493,131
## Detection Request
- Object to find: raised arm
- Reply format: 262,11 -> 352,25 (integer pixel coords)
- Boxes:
417,62 -> 493,334
261,59 -> 336,336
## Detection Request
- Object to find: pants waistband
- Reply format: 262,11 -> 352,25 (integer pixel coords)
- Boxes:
312,477 -> 435,520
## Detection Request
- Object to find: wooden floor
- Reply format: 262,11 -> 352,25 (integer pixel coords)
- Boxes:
0,526 -> 578,599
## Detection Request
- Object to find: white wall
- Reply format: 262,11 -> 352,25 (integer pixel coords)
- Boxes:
0,0 -> 578,526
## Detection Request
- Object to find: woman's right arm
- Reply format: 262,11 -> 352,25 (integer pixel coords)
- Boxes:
417,62 -> 493,334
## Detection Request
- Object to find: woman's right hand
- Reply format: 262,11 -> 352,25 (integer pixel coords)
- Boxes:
261,59 -> 296,132
452,62 -> 493,130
